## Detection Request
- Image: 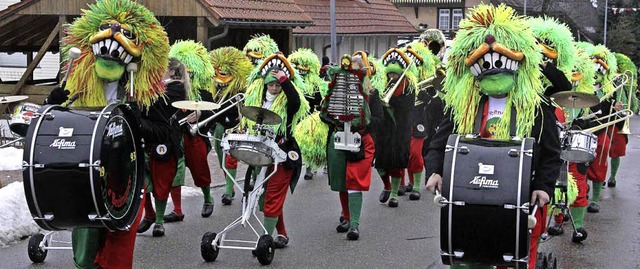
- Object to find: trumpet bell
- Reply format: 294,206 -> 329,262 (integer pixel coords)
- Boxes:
619,119 -> 631,134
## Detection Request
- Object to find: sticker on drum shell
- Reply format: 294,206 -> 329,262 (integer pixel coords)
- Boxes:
156,144 -> 168,155
288,151 -> 299,161
58,127 -> 74,137
478,163 -> 494,175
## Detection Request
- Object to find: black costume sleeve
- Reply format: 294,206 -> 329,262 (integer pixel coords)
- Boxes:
423,111 -> 454,176
281,78 -> 301,138
423,95 -> 444,156
531,106 -> 562,197
368,89 -> 384,135
197,89 -> 217,131
542,63 -> 572,96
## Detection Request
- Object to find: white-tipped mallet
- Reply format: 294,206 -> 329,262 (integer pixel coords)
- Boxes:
126,63 -> 138,101
61,47 -> 82,89
528,204 -> 539,229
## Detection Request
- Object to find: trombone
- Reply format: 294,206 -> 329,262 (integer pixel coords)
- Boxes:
582,109 -> 634,133
382,59 -> 416,106
179,93 -> 245,136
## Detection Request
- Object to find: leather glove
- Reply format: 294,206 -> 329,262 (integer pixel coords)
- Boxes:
45,86 -> 69,105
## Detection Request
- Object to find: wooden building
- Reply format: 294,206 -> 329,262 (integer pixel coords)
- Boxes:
0,0 -> 313,103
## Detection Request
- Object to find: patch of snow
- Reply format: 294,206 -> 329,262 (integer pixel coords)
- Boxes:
0,182 -> 39,247
0,147 -> 23,171
167,186 -> 203,205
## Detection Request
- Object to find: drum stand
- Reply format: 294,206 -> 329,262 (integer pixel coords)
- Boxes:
27,231 -> 72,263
200,151 -> 280,265
541,162 -> 579,241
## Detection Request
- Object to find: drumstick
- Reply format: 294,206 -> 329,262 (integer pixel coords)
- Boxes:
126,63 -> 138,102
528,204 -> 539,229
65,90 -> 86,107
60,47 -> 82,90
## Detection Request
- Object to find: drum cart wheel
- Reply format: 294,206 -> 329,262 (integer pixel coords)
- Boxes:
27,233 -> 47,263
201,232 -> 219,262
26,231 -> 72,263
254,235 -> 275,265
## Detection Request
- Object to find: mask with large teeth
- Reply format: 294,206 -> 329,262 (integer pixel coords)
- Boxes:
210,46 -> 253,100
259,53 -> 295,81
89,21 -> 142,81
592,56 -> 609,84
60,0 -> 169,107
243,34 -> 279,67
465,35 -> 524,96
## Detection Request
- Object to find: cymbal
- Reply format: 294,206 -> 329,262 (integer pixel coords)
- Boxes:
241,106 -> 282,125
0,95 -> 28,104
551,91 -> 599,108
172,100 -> 220,111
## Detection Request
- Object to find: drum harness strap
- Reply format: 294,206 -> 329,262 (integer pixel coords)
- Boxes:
472,96 -> 518,138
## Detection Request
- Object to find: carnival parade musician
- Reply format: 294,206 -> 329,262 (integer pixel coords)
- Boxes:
320,54 -> 377,240
241,53 -> 309,248
424,4 -> 562,268
161,40 -> 218,224
374,48 -> 416,207
44,0 -> 173,266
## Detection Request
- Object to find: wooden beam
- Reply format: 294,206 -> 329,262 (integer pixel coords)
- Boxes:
196,17 -> 208,45
1,17 -> 54,45
26,52 -> 33,81
12,17 -> 62,95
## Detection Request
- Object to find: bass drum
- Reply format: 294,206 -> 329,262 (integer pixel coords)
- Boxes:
23,103 -> 144,231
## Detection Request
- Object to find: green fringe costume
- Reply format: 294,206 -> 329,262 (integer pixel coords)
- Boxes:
61,0 -> 170,268
169,40 -> 214,100
61,0 -> 169,108
209,46 -> 253,198
527,16 -> 577,88
443,4 -> 543,140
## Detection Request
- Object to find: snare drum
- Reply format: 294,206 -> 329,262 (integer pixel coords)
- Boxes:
221,133 -> 285,166
560,130 -> 597,163
440,134 -> 534,267
9,102 -> 41,137
23,103 -> 144,231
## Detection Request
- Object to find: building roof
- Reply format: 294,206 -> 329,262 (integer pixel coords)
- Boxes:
294,0 -> 417,35
199,0 -> 313,26
391,0 -> 462,7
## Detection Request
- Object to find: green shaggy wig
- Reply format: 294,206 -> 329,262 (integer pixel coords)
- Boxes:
527,16 -> 577,87
443,4 -> 543,139
381,49 -> 419,94
240,56 -> 310,136
404,41 -> 436,81
288,48 -> 328,96
209,46 -> 253,100
614,52 -> 638,112
61,0 -> 169,108
573,47 -> 596,94
169,40 -> 214,100
369,57 -> 386,96
591,45 -> 618,95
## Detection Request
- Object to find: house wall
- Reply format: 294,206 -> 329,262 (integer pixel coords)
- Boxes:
293,35 -> 398,63
0,52 -> 60,82
397,6 -> 438,30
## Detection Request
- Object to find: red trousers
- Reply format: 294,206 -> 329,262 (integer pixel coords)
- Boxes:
587,131 -> 611,182
528,205 -> 548,269
407,136 -> 425,173
94,196 -> 145,268
183,134 -> 211,187
263,164 -> 294,218
609,126 -> 627,158
570,163 -> 589,207
346,134 -> 375,191
225,154 -> 238,169
149,156 -> 177,200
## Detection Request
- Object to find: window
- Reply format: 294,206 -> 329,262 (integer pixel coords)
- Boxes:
438,9 -> 450,30
438,8 -> 463,31
452,9 -> 463,29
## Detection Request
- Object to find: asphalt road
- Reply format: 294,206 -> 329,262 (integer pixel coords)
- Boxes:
1,117 -> 640,268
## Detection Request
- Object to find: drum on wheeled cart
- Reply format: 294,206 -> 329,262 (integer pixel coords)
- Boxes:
437,134 -> 534,267
23,103 -> 144,232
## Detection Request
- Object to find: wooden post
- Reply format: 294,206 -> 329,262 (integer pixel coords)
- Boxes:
12,17 -> 62,96
196,17 -> 208,46
26,52 -> 33,82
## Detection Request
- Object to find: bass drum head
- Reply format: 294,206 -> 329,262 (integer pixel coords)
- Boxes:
99,105 -> 143,230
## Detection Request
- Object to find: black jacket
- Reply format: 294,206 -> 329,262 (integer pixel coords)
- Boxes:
424,96 -> 562,197
374,78 -> 415,170
422,88 -> 445,156
142,81 -> 185,158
